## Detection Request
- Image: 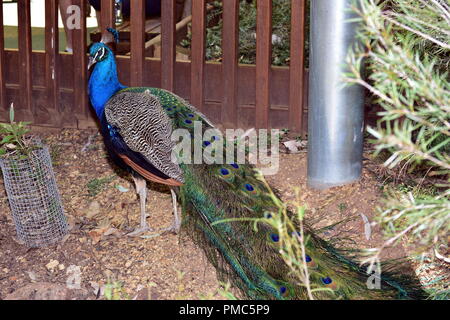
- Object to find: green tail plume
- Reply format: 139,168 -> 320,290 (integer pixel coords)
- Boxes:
124,87 -> 426,300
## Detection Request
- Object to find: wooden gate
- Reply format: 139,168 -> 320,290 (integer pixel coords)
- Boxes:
0,0 -> 308,133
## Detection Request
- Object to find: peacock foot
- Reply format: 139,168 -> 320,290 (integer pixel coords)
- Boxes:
159,222 -> 181,235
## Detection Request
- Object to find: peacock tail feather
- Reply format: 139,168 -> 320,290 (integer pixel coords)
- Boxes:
113,86 -> 426,300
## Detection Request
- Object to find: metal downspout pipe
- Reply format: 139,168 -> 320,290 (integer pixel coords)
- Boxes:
307,0 -> 365,189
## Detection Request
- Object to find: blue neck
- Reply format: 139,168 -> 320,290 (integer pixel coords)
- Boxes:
88,53 -> 126,118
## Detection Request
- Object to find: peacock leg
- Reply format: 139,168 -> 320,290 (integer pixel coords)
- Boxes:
127,174 -> 154,236
160,188 -> 181,234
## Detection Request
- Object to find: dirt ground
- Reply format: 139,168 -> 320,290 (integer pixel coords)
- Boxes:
0,128 -> 445,300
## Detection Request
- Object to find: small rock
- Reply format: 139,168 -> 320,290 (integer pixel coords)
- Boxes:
58,264 -> 65,271
69,170 -> 80,178
125,260 -> 133,268
4,283 -> 68,300
27,271 -> 38,282
46,259 -> 59,271
66,265 -> 82,290
85,201 -> 100,219
283,140 -> 300,153
2,268 -> 9,273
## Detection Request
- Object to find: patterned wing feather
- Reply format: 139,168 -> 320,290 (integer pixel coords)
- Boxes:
104,90 -> 184,183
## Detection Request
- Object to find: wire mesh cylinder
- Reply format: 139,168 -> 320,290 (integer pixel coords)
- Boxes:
0,144 -> 68,247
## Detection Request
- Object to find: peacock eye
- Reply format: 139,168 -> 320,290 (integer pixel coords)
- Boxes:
322,277 -> 332,285
270,234 -> 280,242
245,184 -> 254,191
94,46 -> 107,61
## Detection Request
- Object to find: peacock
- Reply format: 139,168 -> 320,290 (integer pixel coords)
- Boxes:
86,30 -> 426,299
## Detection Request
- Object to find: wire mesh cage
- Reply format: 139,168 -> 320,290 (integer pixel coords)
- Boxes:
0,141 -> 68,247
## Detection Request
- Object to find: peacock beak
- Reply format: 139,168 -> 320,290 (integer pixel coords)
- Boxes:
88,56 -> 96,70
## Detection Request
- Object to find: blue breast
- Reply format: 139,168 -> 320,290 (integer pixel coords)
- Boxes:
88,52 -> 126,118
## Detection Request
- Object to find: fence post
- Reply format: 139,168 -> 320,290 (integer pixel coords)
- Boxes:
72,0 -> 89,120
307,0 -> 365,189
190,0 -> 206,110
161,0 -> 176,91
289,0 -> 306,135
221,0 -> 239,128
45,0 -> 60,124
255,0 -> 272,129
130,0 -> 145,87
0,2 -> 6,116
100,0 -> 115,36
17,0 -> 33,121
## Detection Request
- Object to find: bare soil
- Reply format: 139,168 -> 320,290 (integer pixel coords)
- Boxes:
0,128 -> 443,300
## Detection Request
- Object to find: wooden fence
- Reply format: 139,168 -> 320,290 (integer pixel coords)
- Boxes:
0,0 -> 308,133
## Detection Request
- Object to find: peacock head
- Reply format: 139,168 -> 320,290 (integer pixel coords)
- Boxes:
88,42 -> 113,70
88,28 -> 119,70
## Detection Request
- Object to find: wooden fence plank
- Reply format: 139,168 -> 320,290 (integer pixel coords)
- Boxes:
101,0 -> 115,36
255,0 -> 272,129
0,2 -> 6,114
221,0 -> 239,128
2,0 -> 310,130
44,0 -> 59,120
289,0 -> 306,135
130,0 -> 145,86
4,49 -> 312,130
190,0 -> 206,110
161,0 -> 176,91
17,0 -> 33,120
72,0 -> 88,120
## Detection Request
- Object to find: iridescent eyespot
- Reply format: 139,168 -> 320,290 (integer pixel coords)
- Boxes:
212,136 -> 219,141
167,108 -> 172,111
218,167 -> 235,182
187,113 -> 195,118
305,254 -> 317,269
242,183 -> 258,196
264,212 -> 272,219
270,234 -> 280,242
245,184 -> 254,192
280,286 -> 287,295
203,141 -> 211,147
230,163 -> 239,169
321,277 -> 338,289
185,119 -> 193,124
